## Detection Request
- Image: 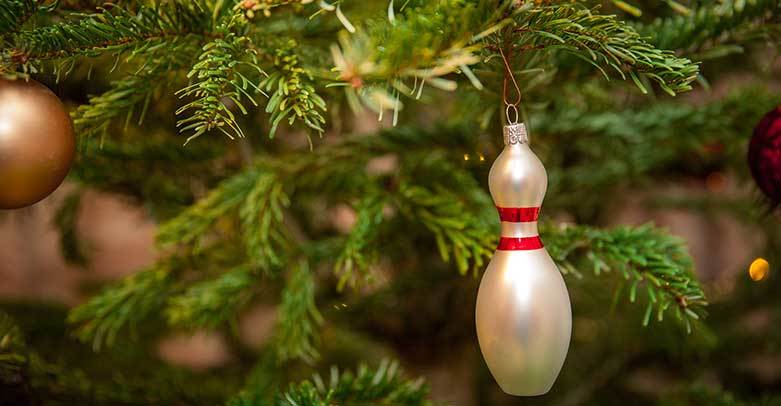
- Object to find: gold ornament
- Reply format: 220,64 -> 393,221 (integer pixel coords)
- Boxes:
749,258 -> 770,282
0,78 -> 75,209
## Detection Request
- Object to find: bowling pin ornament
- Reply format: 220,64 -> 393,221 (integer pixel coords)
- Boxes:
475,116 -> 572,396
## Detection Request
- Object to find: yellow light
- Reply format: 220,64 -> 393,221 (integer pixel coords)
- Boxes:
463,153 -> 470,161
749,258 -> 770,281
479,154 -> 485,162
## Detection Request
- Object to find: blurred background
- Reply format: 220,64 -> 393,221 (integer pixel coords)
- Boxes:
2,1 -> 781,405
2,87 -> 781,405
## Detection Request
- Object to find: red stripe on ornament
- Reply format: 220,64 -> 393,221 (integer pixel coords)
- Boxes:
497,236 -> 544,251
496,206 -> 540,222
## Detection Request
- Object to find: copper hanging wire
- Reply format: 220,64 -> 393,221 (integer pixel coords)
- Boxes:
499,46 -> 522,124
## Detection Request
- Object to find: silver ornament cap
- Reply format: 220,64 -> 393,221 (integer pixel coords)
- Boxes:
476,122 -> 572,396
503,122 -> 529,146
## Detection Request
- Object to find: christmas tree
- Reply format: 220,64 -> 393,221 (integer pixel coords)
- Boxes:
1,0 -> 780,404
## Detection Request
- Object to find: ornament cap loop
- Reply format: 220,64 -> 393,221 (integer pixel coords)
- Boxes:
503,123 -> 528,146
505,104 -> 519,124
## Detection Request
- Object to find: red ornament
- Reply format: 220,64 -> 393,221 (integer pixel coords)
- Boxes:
749,106 -> 781,207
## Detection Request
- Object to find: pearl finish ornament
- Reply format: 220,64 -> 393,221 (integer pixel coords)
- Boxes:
0,78 -> 75,209
476,123 -> 571,396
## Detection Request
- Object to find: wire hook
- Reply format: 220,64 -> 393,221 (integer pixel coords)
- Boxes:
499,46 -> 522,107
498,46 -> 522,124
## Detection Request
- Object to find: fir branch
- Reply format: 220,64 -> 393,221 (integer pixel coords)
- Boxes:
156,168 -> 263,248
260,39 -> 326,138
334,195 -> 384,290
234,0 -> 316,20
4,2 -> 217,73
166,264 -> 258,329
395,182 -> 495,275
515,3 -> 699,95
265,126 -> 492,279
0,312 -> 24,353
68,241 -> 246,350
71,46 -> 197,137
72,72 -> 159,137
227,351 -> 281,405
544,224 -> 707,332
639,0 -> 781,52
69,136 -> 225,221
0,0 -> 41,35
156,167 -> 291,269
662,382 -> 781,405
274,260 -> 323,363
361,0 -> 504,79
239,171 -> 290,272
291,123 -> 708,329
176,29 -> 266,143
330,0 -> 510,110
68,260 -> 176,350
0,312 -> 106,403
52,190 -> 89,266
2,310 -> 237,404
270,359 -> 430,406
75,130 -> 224,163
536,86 -> 778,210
331,1 -> 699,114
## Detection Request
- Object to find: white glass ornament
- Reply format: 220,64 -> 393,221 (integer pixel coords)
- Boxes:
475,122 -> 572,396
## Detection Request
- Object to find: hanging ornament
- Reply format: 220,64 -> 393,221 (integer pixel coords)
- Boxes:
0,77 -> 75,209
748,105 -> 781,207
475,50 -> 571,396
